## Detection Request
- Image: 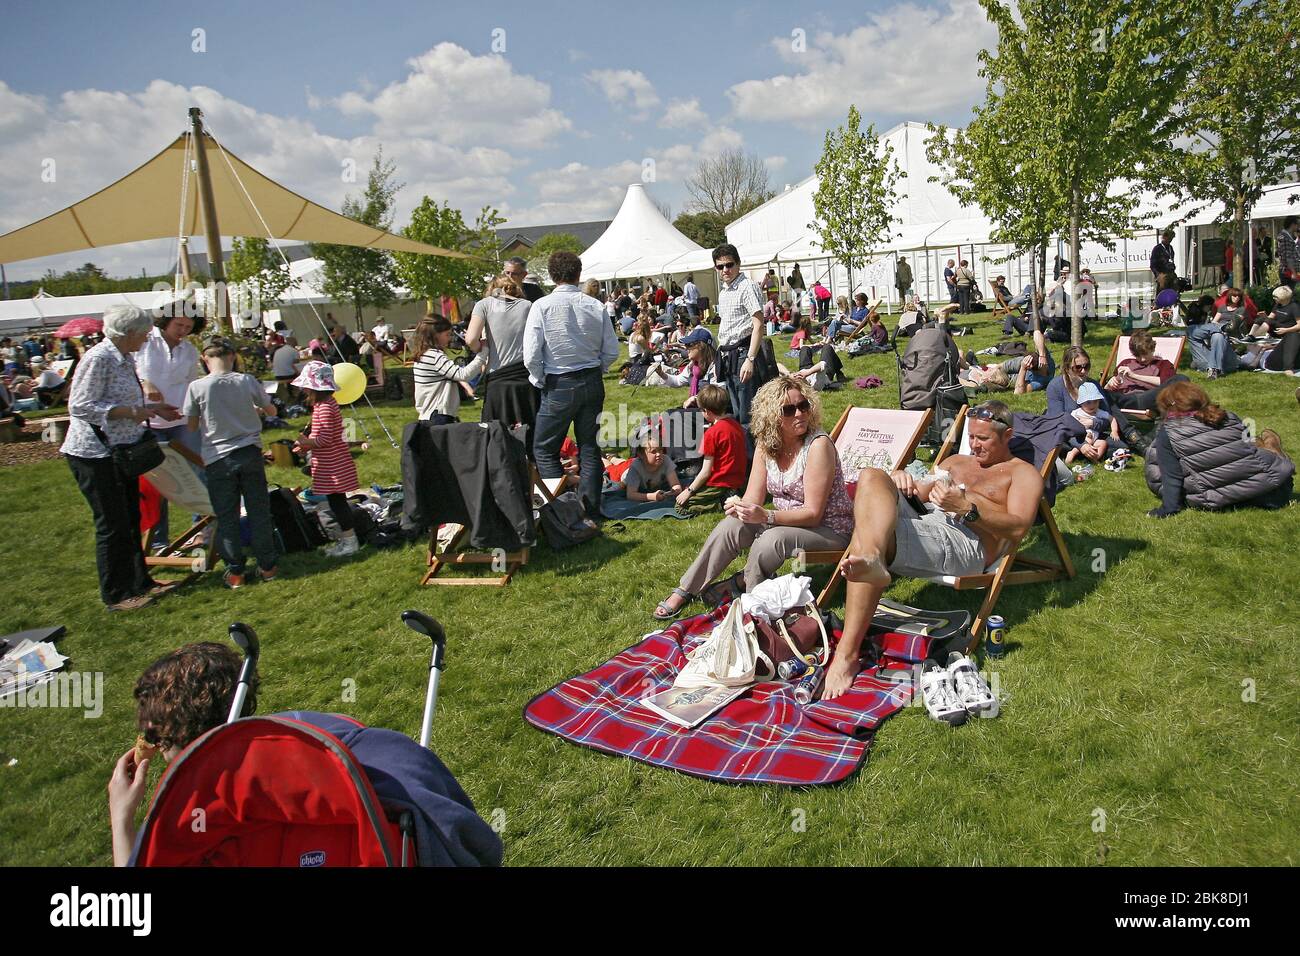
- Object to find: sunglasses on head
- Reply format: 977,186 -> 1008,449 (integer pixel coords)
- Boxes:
969,405 -> 1012,427
781,399 -> 812,417
714,261 -> 738,271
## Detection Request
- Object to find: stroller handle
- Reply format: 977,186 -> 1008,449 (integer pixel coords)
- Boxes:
226,623 -> 260,724
401,610 -> 446,652
402,610 -> 446,751
228,622 -> 260,659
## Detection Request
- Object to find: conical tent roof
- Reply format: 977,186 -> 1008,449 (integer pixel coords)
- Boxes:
579,184 -> 702,280
0,131 -> 472,265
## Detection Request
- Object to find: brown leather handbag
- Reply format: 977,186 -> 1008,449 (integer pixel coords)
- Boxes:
748,604 -> 830,675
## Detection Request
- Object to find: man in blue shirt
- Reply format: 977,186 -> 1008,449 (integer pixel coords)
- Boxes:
683,274 -> 701,323
524,251 -> 621,518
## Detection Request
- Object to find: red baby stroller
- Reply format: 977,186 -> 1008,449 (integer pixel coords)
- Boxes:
129,612 -> 501,867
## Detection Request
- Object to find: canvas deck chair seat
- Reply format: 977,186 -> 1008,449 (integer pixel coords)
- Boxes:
816,405 -> 1075,650
139,443 -> 217,585
1100,334 -> 1186,422
793,405 -> 931,574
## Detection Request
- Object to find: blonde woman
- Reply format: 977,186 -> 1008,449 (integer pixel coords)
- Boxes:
465,273 -> 540,444
653,375 -> 854,619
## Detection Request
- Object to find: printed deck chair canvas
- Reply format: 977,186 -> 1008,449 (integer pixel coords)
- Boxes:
421,466 -> 571,587
1099,334 -> 1186,422
818,405 -> 1073,649
139,443 -> 217,585
795,405 -> 931,575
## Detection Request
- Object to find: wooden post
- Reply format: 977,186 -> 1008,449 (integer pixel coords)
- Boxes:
189,107 -> 229,333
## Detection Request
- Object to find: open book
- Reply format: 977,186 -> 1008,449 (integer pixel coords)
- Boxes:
640,683 -> 748,729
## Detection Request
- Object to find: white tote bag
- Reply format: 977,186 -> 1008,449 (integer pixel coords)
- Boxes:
675,601 -> 769,689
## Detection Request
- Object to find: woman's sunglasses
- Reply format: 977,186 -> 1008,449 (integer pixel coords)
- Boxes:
1072,362 -> 1091,371
781,399 -> 812,417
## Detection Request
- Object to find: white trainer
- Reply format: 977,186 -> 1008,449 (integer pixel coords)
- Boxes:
920,661 -> 967,726
946,652 -> 997,715
323,531 -> 360,557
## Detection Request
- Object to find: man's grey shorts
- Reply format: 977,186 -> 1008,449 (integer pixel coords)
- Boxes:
889,490 -> 988,579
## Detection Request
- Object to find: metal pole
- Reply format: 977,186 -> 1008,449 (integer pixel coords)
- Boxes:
189,107 -> 229,333
1,263 -> 8,300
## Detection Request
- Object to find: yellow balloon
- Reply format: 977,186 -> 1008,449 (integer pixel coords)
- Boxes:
332,363 -> 367,405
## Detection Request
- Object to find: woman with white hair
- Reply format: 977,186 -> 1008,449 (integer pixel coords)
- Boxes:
61,304 -> 183,611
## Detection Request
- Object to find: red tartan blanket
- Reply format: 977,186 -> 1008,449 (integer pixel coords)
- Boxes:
524,606 -> 932,786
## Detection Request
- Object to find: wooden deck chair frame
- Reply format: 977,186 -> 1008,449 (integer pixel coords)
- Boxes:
1099,334 -> 1186,422
841,297 -> 883,342
795,405 -> 932,574
140,442 -> 217,586
421,465 -> 571,587
817,404 -> 1075,651
991,287 -> 1020,322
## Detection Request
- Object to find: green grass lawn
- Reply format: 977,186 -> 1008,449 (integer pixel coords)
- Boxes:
2,317 -> 1297,867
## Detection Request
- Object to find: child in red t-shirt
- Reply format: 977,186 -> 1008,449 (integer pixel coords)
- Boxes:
675,384 -> 748,516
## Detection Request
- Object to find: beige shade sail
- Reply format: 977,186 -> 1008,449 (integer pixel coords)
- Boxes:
0,131 -> 474,264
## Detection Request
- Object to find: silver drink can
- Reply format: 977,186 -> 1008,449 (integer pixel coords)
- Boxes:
778,657 -> 809,681
794,665 -> 825,704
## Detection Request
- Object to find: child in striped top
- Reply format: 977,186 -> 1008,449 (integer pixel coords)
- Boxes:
291,361 -> 362,557
412,315 -> 486,424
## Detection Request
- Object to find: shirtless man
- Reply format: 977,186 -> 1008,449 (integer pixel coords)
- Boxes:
824,401 -> 1043,698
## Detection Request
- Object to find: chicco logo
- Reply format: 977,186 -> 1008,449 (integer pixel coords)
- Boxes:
299,850 -> 327,867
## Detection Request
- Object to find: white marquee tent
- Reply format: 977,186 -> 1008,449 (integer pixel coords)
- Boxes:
726,120 -> 1298,310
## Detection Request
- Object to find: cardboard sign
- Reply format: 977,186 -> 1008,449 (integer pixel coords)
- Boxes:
142,446 -> 213,516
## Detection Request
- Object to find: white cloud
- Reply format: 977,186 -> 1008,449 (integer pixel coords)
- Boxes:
334,43 -> 573,149
658,97 -> 709,129
764,155 -> 788,172
505,128 -> 747,225
585,69 -> 661,116
728,0 -> 995,126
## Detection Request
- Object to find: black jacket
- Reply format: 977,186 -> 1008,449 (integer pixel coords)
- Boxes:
401,421 -> 535,550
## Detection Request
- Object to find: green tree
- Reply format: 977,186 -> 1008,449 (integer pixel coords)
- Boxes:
393,199 -> 503,310
1148,0 -> 1299,284
310,148 -> 402,331
227,236 -> 291,320
929,1 -> 1189,345
523,232 -> 586,281
809,105 -> 904,294
673,210 -> 729,249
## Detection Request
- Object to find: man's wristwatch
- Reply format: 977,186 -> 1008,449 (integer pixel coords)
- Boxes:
960,501 -> 980,525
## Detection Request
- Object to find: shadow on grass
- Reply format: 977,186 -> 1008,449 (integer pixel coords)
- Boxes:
533,532 -> 636,575
812,532 -> 1147,647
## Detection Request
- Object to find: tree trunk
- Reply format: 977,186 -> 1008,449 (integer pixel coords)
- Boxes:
1234,188 -> 1246,291
1070,188 -> 1083,348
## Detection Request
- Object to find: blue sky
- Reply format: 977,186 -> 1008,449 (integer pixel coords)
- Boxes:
0,0 -> 995,280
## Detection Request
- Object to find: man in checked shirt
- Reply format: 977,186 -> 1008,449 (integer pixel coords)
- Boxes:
711,243 -> 772,426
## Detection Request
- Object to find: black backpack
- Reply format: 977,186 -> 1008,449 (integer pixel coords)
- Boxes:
267,487 -> 328,552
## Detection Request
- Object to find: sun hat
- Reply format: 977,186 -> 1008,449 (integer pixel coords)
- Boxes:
1075,381 -> 1105,404
681,327 -> 713,346
291,360 -> 337,392
30,355 -> 45,366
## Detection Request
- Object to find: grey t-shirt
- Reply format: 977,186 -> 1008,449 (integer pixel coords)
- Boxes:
472,294 -> 531,372
272,344 -> 299,377
183,372 -> 268,465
